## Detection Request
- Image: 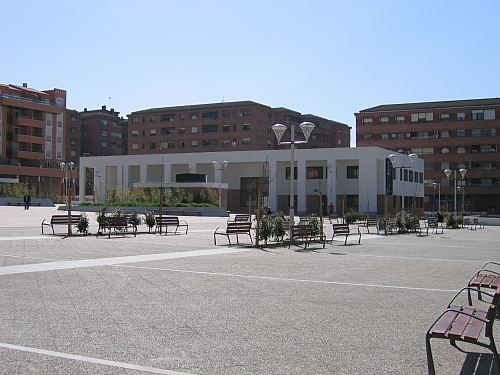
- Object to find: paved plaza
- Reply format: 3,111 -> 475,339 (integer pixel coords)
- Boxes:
0,206 -> 499,374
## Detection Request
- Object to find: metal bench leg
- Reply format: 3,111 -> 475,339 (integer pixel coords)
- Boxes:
344,235 -> 348,246
213,233 -> 217,246
489,333 -> 500,372
358,233 -> 361,244
426,335 -> 436,375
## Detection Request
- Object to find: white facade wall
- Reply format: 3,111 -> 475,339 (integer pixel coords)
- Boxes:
79,147 -> 424,214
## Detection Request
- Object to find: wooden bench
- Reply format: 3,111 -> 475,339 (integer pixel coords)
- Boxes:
214,222 -> 252,246
467,262 -> 500,305
9,201 -> 42,207
331,224 -> 361,245
358,218 -> 379,234
99,216 -> 137,238
426,287 -> 500,375
41,214 -> 81,235
289,224 -> 326,249
383,218 -> 398,235
427,218 -> 444,234
154,216 -> 188,235
228,214 -> 251,224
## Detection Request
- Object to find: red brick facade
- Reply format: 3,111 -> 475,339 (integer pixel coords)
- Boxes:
127,101 -> 350,154
355,99 -> 500,213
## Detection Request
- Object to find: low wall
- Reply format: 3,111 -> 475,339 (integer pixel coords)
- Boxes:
0,198 -> 55,207
59,205 -> 229,217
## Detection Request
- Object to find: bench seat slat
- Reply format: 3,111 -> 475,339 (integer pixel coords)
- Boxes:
447,312 -> 472,339
430,310 -> 458,337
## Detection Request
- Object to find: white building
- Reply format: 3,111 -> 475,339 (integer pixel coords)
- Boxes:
78,147 -> 424,215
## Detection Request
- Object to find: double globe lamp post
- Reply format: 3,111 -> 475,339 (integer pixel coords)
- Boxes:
60,161 -> 75,236
443,168 -> 467,214
212,160 -> 228,208
271,122 -> 315,237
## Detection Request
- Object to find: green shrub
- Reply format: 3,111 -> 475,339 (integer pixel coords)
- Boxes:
145,211 -> 156,233
445,213 -> 461,229
76,213 -> 89,234
344,210 -> 359,224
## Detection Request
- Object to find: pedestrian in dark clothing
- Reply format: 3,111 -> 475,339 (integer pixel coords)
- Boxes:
24,194 -> 31,210
328,202 -> 334,216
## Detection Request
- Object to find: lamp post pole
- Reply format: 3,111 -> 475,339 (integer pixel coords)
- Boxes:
60,162 -> 75,236
272,122 -> 315,239
212,160 -> 228,208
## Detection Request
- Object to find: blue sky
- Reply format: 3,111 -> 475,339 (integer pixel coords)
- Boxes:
2,1 -> 499,145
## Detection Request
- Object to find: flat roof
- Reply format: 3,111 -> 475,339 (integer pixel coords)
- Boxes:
358,98 -> 500,113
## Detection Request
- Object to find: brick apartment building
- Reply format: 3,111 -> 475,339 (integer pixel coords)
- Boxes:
127,101 -> 350,154
0,83 -> 72,196
355,98 -> 500,213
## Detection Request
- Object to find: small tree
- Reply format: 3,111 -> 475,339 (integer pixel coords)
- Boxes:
145,211 -> 156,233
76,213 -> 89,234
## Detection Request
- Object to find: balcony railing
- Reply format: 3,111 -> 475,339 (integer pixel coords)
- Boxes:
0,93 -> 55,107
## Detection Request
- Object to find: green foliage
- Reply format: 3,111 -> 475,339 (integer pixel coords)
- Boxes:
309,214 -> 322,235
445,213 -> 462,229
200,188 -> 219,205
145,211 -> 156,231
395,211 -> 419,233
76,213 -> 89,234
96,206 -> 108,225
112,207 -> 124,217
128,211 -> 142,226
344,210 -> 359,225
257,211 -> 288,245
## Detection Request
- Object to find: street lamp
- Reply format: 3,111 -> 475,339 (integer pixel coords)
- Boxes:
212,160 -> 228,207
388,153 -> 418,211
60,161 -> 75,236
432,181 -> 441,214
158,152 -> 166,233
443,168 -> 467,214
272,121 -> 315,234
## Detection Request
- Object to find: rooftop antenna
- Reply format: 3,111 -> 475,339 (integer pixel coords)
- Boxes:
222,96 -> 225,102
108,96 -> 111,108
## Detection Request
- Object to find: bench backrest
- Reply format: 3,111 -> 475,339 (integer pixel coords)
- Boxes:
332,224 -> 350,235
233,214 -> 251,223
366,218 -> 378,226
473,218 -> 481,225
427,218 -> 438,227
156,216 -> 180,225
291,224 -> 312,237
104,216 -> 129,226
51,214 -> 81,225
226,222 -> 251,233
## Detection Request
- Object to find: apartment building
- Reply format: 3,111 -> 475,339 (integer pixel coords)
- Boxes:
355,99 -> 500,213
127,101 -> 350,154
0,83 -> 69,195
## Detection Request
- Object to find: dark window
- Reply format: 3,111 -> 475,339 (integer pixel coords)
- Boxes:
202,111 -> 218,119
160,114 -> 175,122
404,169 -> 408,181
242,124 -> 251,131
285,167 -> 297,180
202,124 -> 218,133
222,111 -> 230,118
347,166 -> 359,179
239,110 -> 251,117
161,127 -> 175,135
149,143 -> 156,149
306,166 -> 324,179
223,125 -> 231,132
409,170 -> 414,182
202,139 -> 218,146
240,177 -> 268,207
419,172 -> 423,183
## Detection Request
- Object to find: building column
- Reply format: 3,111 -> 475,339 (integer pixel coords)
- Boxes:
164,164 -> 172,183
140,164 -> 147,185
327,161 -> 336,211
188,162 -> 197,174
358,158 -> 378,213
268,160 -> 277,211
297,159 -> 307,215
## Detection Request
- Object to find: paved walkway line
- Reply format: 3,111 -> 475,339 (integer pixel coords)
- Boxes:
114,264 -> 458,293
350,253 -> 486,263
0,248 -> 252,276
0,342 -> 195,375
0,235 -> 58,241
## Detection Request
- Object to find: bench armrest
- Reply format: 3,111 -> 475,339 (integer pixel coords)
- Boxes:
447,286 -> 496,308
480,261 -> 500,272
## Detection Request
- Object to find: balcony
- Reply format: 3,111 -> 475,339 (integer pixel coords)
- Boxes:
13,150 -> 44,160
15,116 -> 45,128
